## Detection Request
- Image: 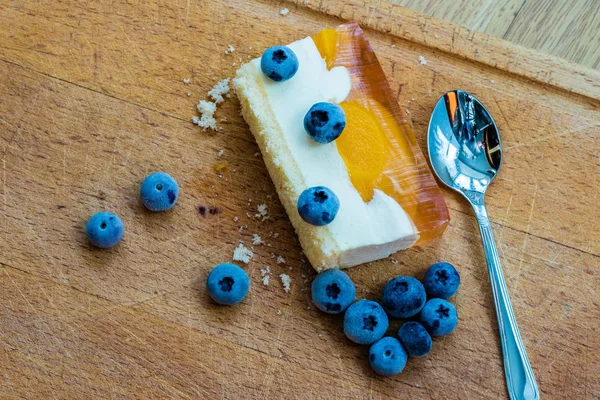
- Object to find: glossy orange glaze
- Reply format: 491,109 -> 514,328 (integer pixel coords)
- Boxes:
312,23 -> 449,245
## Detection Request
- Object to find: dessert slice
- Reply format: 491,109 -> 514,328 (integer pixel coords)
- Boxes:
234,22 -> 449,271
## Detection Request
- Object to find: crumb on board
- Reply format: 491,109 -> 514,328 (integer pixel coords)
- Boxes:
225,44 -> 235,54
254,152 -> 260,157
187,92 -> 191,97
208,78 -> 230,103
232,62 -> 236,67
252,234 -> 263,245
260,266 -> 271,286
233,216 -> 239,222
183,78 -> 190,84
280,274 -> 291,293
192,100 -> 217,131
276,309 -> 282,315
255,203 -> 268,219
273,232 -> 279,238
490,79 -> 495,83
391,44 -> 396,48
418,55 -> 427,65
277,256 -> 285,264
217,149 -> 224,158
391,259 -> 398,264
280,8 -> 289,16
405,109 -> 410,114
233,243 -> 253,264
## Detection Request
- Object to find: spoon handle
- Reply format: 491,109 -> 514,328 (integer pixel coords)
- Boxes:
472,204 -> 540,400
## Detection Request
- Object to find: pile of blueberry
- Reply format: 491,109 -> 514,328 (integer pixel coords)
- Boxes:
260,45 -> 344,228
312,263 -> 460,376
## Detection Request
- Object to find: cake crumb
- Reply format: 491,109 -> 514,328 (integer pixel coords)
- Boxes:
254,152 -> 260,157
252,234 -> 264,245
418,55 -> 427,65
391,259 -> 398,264
280,8 -> 289,16
434,34 -> 439,38
490,79 -> 495,83
260,266 -> 271,286
391,44 -> 396,48
277,256 -> 285,264
280,274 -> 291,293
208,78 -> 230,103
405,109 -> 410,114
187,92 -> 191,97
233,216 -> 239,222
183,78 -> 190,84
232,62 -> 236,67
416,384 -> 421,388
192,100 -> 217,131
217,149 -> 224,158
225,44 -> 235,54
273,232 -> 279,238
255,203 -> 268,219
233,243 -> 253,264
372,276 -> 375,281
276,309 -> 282,315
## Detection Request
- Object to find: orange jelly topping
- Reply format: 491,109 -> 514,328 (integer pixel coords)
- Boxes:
312,23 -> 449,245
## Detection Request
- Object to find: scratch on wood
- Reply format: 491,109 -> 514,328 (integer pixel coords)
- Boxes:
513,184 -> 537,290
186,0 -> 190,25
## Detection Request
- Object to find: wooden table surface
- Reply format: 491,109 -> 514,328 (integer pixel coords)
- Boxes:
1,0 -> 599,399
395,0 -> 600,70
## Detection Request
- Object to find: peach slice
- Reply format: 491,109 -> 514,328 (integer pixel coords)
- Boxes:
313,23 -> 449,245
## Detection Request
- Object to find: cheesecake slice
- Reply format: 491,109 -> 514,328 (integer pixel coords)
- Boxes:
234,22 -> 449,271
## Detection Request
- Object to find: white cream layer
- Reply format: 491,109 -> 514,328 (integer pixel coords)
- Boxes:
251,37 -> 417,264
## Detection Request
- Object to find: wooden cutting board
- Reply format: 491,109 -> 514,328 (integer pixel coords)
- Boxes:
1,0 -> 599,398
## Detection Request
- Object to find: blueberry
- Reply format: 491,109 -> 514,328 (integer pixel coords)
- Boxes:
312,269 -> 356,314
424,262 -> 460,299
398,321 -> 432,357
140,172 -> 179,212
297,186 -> 340,226
260,46 -> 299,82
381,276 -> 426,319
420,298 -> 458,336
206,263 -> 250,305
343,299 -> 389,345
369,337 -> 408,376
303,102 -> 346,144
86,212 -> 124,248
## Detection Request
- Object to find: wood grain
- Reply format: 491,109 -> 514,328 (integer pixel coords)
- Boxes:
390,0 -> 525,38
1,0 -> 599,398
391,0 -> 600,70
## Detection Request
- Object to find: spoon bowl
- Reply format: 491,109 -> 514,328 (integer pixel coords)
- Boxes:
428,90 -> 539,400
428,90 -> 502,204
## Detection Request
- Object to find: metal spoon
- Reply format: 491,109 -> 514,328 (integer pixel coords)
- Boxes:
427,90 -> 539,400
